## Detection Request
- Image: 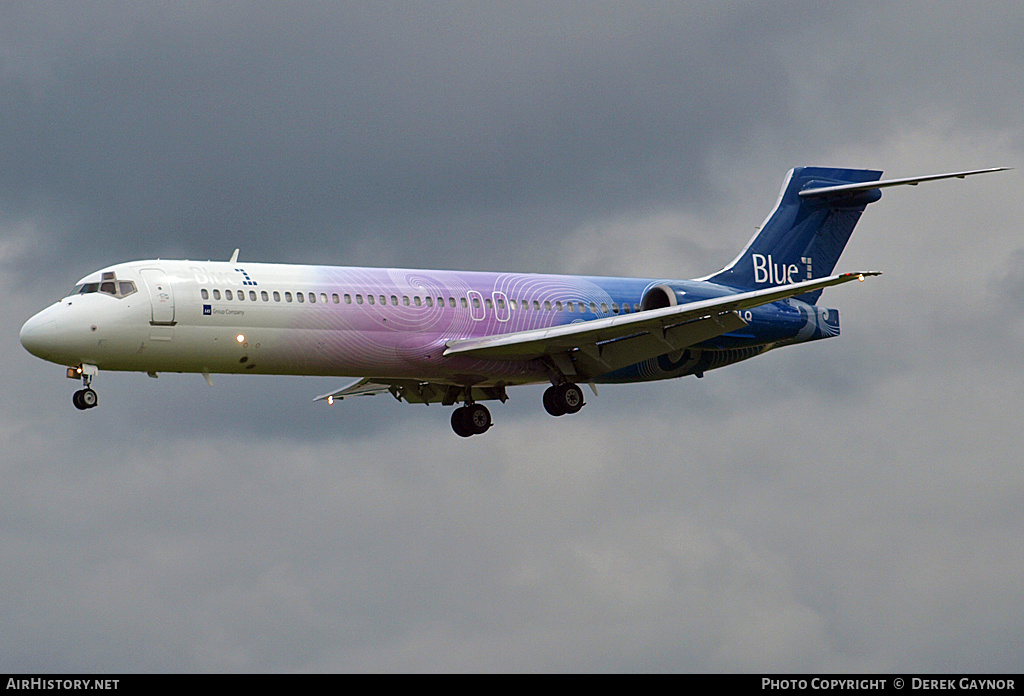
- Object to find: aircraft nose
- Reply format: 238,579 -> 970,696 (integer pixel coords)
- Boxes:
20,311 -> 59,360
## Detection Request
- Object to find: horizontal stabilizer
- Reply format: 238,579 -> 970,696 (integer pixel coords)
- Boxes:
799,167 -> 1010,199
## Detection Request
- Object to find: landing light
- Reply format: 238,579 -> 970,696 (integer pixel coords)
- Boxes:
858,274 -> 864,281
327,396 -> 334,405
236,334 -> 245,343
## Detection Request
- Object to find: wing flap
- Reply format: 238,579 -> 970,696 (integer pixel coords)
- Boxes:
575,311 -> 749,374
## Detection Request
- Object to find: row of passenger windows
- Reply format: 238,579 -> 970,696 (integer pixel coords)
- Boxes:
202,288 -> 334,304
200,288 -> 641,314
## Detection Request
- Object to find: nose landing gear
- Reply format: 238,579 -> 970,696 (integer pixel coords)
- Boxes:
68,364 -> 99,410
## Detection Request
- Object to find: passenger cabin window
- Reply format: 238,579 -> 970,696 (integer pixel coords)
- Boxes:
308,293 -> 316,303
201,289 -> 209,300
297,293 -> 304,303
250,291 -> 257,301
261,291 -> 268,301
213,289 -> 221,300
225,290 -> 233,300
285,292 -> 292,302
368,295 -> 375,305
273,291 -> 280,302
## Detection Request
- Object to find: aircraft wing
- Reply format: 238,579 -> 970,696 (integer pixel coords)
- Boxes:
444,271 -> 879,376
314,378 -> 395,402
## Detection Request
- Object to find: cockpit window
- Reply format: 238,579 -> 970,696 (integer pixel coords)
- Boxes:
72,277 -> 138,299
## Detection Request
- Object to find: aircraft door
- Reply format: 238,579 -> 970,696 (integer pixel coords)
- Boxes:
140,269 -> 176,325
467,290 -> 486,321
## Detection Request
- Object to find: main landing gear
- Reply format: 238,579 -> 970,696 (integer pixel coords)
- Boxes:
542,383 -> 585,417
451,402 -> 492,437
450,382 -> 585,436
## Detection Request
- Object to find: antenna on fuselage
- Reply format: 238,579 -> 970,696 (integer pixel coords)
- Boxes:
229,248 -> 239,263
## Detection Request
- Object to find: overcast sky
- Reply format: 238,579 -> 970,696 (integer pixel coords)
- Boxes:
3,0 -> 1023,672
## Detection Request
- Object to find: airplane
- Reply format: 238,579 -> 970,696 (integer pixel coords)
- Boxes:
19,166 -> 1008,436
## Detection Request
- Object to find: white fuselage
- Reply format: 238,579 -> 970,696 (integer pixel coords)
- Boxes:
20,258 -> 668,387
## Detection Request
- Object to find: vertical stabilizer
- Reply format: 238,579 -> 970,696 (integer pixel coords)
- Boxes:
707,167 -> 883,303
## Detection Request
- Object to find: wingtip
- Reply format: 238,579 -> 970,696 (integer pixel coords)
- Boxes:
841,271 -> 882,280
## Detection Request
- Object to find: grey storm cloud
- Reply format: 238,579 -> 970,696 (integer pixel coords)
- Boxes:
3,0 -> 1024,673
1,1 -> 818,276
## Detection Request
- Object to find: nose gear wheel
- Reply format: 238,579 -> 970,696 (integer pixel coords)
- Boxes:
73,388 -> 98,410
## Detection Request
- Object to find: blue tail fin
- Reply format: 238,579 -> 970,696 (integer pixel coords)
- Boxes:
707,167 -> 883,303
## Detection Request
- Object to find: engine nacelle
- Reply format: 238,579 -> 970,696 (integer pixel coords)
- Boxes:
640,283 -> 682,311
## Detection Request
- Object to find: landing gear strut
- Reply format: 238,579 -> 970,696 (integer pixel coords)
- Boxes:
451,402 -> 492,437
543,383 -> 585,417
